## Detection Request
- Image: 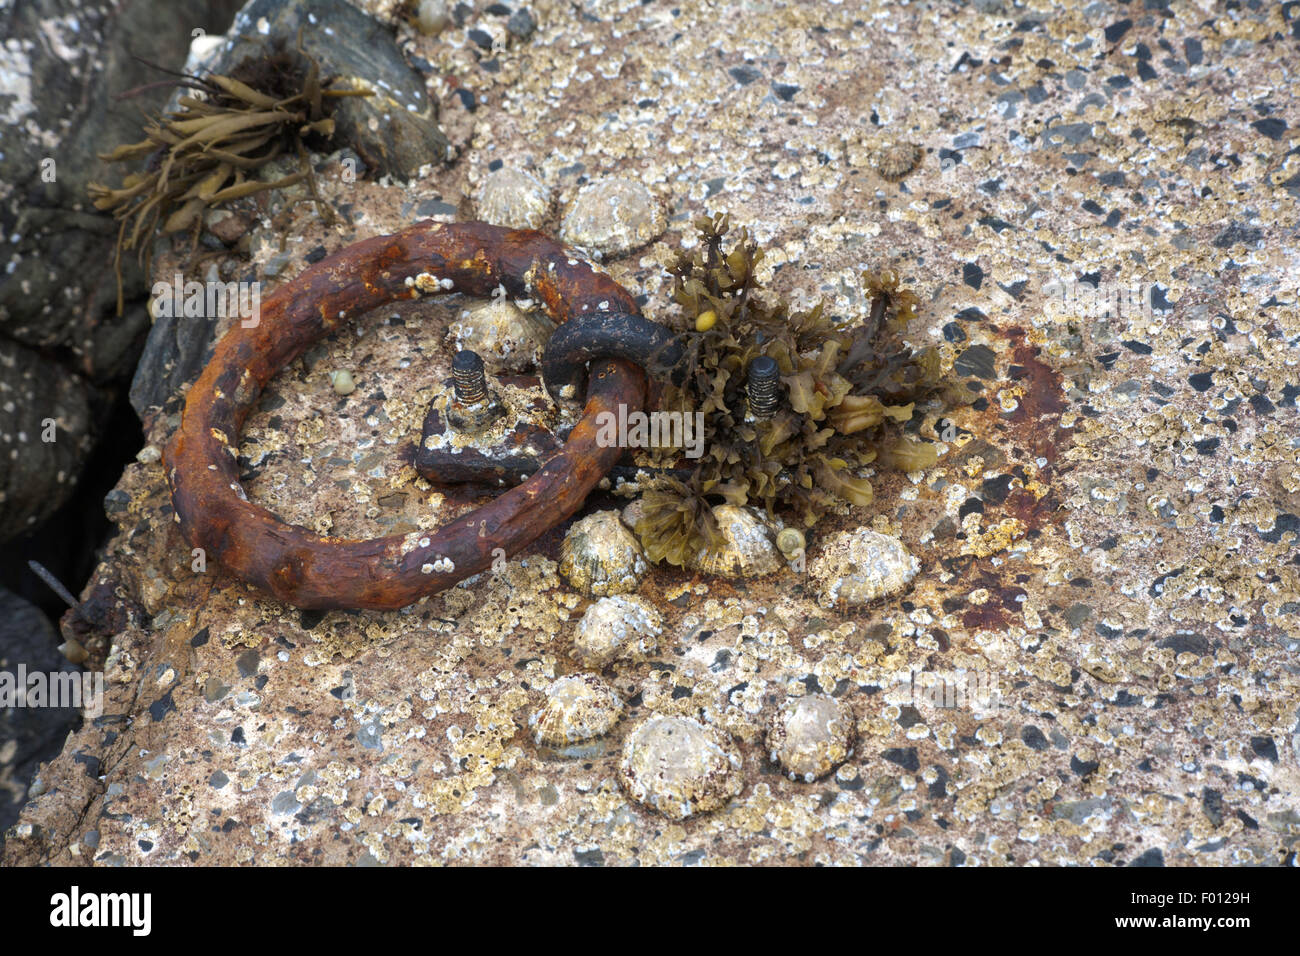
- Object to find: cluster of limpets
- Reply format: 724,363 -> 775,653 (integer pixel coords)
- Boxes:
526,216 -> 939,820
558,501 -> 810,592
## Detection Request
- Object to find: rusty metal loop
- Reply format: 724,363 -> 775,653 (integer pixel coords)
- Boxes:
541,310 -> 685,403
165,221 -> 647,611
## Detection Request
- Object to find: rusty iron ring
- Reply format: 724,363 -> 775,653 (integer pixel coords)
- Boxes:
164,220 -> 647,611
541,310 -> 686,404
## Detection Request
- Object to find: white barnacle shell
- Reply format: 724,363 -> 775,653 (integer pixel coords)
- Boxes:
571,594 -> 661,668
686,505 -> 782,579
807,528 -> 919,608
559,510 -> 647,596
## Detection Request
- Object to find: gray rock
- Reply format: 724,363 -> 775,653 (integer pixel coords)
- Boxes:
0,588 -> 83,835
0,0 -> 240,541
128,0 -> 453,418
0,341 -> 94,540
507,8 -> 537,40
128,313 -> 218,418
220,0 -> 450,180
1041,122 -> 1095,148
0,0 -> 239,362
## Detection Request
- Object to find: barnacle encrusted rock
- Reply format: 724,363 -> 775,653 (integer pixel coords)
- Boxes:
475,166 -> 553,230
448,298 -> 553,371
808,528 -> 919,608
619,716 -> 743,820
560,178 -> 665,257
529,674 -> 624,747
766,694 -> 855,782
571,595 -> 662,668
559,510 -> 648,596
685,505 -> 782,579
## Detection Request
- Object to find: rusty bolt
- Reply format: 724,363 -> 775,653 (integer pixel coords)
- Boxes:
746,355 -> 780,419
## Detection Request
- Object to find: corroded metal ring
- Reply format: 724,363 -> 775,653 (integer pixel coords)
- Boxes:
542,310 -> 685,403
165,221 -> 647,610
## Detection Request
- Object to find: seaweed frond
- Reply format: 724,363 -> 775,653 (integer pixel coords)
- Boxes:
89,34 -> 371,314
634,214 -> 944,565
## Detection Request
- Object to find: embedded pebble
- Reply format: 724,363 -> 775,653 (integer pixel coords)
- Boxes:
449,297 -> 553,371
506,8 -> 537,40
560,178 -> 665,258
529,674 -> 623,747
619,716 -> 743,820
766,694 -> 855,782
807,528 -> 919,608
572,594 -> 661,668
559,510 -> 648,596
687,504 -> 782,579
475,165 -> 552,230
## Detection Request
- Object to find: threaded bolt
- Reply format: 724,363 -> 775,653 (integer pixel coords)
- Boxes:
452,350 -> 488,405
747,355 -> 780,419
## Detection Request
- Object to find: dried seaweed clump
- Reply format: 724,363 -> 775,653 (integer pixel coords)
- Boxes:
88,37 -> 369,312
635,214 -> 943,567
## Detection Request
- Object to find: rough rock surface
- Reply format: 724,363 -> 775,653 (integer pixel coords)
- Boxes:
0,589 -> 82,836
0,0 -> 239,538
6,0 -> 1300,866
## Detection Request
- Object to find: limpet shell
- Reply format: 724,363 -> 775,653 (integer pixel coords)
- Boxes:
619,716 -> 743,820
560,510 -> 648,596
874,141 -> 923,182
807,528 -> 919,608
476,165 -> 552,230
560,178 -> 665,258
529,673 -> 624,747
766,694 -> 855,782
687,504 -> 782,579
571,594 -> 662,668
448,297 -> 553,372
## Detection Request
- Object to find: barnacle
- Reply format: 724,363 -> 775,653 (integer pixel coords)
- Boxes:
634,213 -> 943,566
88,34 -> 371,313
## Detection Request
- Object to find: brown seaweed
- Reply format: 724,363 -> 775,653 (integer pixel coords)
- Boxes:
635,214 -> 943,566
88,35 -> 370,314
